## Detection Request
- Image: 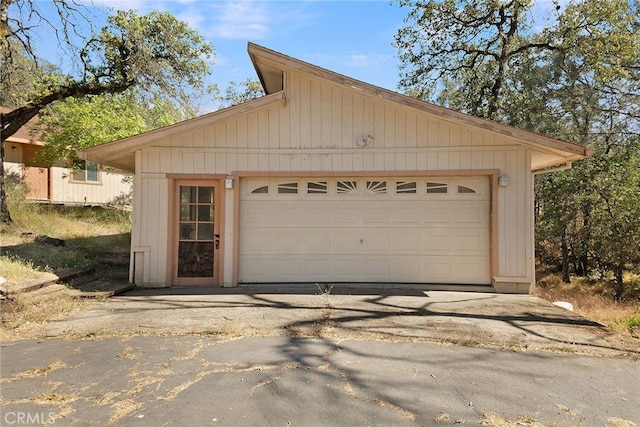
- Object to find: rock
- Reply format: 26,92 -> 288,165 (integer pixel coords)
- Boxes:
553,301 -> 574,311
0,276 -> 7,298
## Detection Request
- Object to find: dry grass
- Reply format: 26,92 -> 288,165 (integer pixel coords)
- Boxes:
0,285 -> 99,340
0,186 -> 131,283
4,183 -> 130,239
1,187 -> 130,339
481,412 -> 546,427
536,273 -> 640,337
0,256 -> 50,282
0,184 -> 131,281
0,206 -> 130,275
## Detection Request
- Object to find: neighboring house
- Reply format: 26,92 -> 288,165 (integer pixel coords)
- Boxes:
2,107 -> 132,206
81,43 -> 590,292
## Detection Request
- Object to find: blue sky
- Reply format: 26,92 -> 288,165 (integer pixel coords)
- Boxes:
93,0 -> 408,99
28,0 -> 563,112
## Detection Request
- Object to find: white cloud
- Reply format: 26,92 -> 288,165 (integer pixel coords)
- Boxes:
207,1 -> 270,40
80,0 -> 329,44
83,0 -> 156,12
78,0 -> 273,41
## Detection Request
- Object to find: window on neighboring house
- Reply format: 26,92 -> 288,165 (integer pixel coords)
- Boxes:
72,160 -> 100,183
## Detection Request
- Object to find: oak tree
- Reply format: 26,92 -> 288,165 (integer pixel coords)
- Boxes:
395,0 -> 640,297
0,0 -> 214,222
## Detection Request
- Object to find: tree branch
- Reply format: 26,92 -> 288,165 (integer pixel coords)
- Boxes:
1,79 -> 132,142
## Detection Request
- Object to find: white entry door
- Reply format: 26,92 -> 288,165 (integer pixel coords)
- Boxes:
239,177 -> 490,284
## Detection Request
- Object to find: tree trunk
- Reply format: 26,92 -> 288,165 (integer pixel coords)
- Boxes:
613,264 -> 624,301
579,203 -> 590,277
0,142 -> 12,223
561,226 -> 571,283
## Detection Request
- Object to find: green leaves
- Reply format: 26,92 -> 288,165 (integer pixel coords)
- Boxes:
82,10 -> 214,108
1,5 -> 214,142
551,0 -> 640,86
36,90 -> 187,167
396,0 -> 640,296
217,79 -> 265,108
395,0 -> 539,118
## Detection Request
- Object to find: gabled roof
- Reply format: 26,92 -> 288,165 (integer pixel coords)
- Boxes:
80,91 -> 286,171
248,43 -> 590,169
1,107 -> 46,145
81,43 -> 590,172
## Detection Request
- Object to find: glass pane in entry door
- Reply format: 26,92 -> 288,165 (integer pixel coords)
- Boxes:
178,242 -> 214,277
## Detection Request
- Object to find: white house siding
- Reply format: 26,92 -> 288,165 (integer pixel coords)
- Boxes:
4,162 -> 23,178
3,141 -> 132,206
49,166 -> 132,205
130,175 -> 168,285
4,142 -> 23,173
132,72 -> 533,288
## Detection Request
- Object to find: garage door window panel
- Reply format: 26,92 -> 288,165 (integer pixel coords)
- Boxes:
457,185 -> 477,194
455,178 -> 484,197
337,180 -> 357,194
396,181 -> 417,194
366,181 -> 387,195
278,182 -> 298,194
251,185 -> 269,194
307,181 -> 328,194
426,182 -> 448,194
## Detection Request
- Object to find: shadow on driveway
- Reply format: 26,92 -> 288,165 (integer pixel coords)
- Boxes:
37,285 -> 640,357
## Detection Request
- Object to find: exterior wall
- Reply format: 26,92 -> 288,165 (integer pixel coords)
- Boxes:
130,173 -> 168,286
3,141 -> 132,206
3,142 -> 24,179
132,71 -> 534,291
49,164 -> 132,206
4,143 -> 23,163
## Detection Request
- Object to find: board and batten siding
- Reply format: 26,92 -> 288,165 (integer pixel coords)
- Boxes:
132,71 -> 533,288
3,141 -> 132,206
49,166 -> 132,205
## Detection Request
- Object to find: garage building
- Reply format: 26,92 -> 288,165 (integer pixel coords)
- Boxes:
81,43 -> 589,293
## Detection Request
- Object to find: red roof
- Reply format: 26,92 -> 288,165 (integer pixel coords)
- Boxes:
1,107 -> 46,144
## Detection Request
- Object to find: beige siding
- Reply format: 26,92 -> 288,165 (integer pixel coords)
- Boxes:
132,175 -> 169,286
134,70 -> 534,287
4,158 -> 22,179
49,166 -> 132,205
3,142 -> 23,170
3,142 -> 132,205
495,145 -> 532,279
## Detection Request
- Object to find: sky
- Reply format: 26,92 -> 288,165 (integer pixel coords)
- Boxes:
90,0 -> 409,104
26,0 -> 564,112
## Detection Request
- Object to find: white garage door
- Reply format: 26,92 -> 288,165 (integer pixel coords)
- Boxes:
239,177 -> 490,284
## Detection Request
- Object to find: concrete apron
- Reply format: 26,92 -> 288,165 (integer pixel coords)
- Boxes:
39,286 -> 639,358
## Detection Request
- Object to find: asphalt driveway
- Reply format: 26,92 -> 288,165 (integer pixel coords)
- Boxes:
1,287 -> 639,426
1,335 -> 639,426
34,286 -> 640,357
